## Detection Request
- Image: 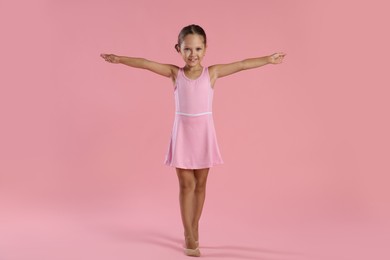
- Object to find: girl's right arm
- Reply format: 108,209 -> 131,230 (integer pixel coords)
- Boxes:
100,53 -> 178,79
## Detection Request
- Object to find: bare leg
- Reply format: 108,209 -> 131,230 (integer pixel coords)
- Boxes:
192,167 -> 210,243
176,167 -> 197,249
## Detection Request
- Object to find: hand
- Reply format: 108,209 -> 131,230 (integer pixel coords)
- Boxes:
268,52 -> 286,64
100,53 -> 120,64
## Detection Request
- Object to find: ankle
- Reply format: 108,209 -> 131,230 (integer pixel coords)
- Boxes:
192,225 -> 199,240
184,236 -> 197,249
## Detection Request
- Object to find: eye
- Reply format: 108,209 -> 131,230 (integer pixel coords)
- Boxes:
196,48 -> 202,51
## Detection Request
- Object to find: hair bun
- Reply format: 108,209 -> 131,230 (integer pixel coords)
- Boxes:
176,24 -> 207,53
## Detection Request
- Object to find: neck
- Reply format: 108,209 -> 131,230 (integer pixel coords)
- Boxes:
184,64 -> 203,71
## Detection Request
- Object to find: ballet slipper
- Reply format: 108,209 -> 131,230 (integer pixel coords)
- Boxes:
183,237 -> 200,256
184,246 -> 201,257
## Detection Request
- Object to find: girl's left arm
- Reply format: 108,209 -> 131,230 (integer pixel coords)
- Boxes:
210,52 -> 286,79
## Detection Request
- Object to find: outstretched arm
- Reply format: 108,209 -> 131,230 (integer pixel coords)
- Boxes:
100,53 -> 178,78
210,52 -> 286,79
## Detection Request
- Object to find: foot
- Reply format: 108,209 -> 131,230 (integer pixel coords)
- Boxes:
184,230 -> 199,248
184,237 -> 200,257
184,247 -> 200,257
184,236 -> 197,250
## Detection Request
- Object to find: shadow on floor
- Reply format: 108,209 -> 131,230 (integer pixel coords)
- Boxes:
92,225 -> 182,252
92,225 -> 307,259
201,244 -> 305,259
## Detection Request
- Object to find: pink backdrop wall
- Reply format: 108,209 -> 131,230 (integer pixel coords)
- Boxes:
1,0 -> 389,259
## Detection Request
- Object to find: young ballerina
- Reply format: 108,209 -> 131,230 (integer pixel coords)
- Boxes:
101,24 -> 286,257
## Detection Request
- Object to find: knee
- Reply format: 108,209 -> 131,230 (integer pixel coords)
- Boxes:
195,182 -> 206,194
179,180 -> 196,193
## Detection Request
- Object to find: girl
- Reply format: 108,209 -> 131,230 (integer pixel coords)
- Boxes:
101,24 -> 286,257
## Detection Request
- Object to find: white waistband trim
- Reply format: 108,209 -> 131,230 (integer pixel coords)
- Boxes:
175,111 -> 212,116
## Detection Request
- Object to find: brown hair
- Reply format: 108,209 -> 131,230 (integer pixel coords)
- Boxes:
175,24 -> 207,53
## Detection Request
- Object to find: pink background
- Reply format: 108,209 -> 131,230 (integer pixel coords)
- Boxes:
1,0 -> 389,259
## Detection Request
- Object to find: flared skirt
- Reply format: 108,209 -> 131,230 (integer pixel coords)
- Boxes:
164,114 -> 224,169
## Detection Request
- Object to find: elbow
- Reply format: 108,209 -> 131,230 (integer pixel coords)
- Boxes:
240,60 -> 247,71
141,58 -> 148,69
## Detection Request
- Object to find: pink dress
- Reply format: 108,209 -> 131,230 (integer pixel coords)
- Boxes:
164,66 -> 224,169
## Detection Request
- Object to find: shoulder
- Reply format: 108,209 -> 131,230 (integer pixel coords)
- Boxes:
170,66 -> 181,87
207,65 -> 218,85
171,65 -> 180,72
173,65 -> 181,74
205,66 -> 218,89
168,65 -> 180,80
207,61 -> 245,79
170,65 -> 180,75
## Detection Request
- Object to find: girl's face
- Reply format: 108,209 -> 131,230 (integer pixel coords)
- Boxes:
178,34 -> 206,68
